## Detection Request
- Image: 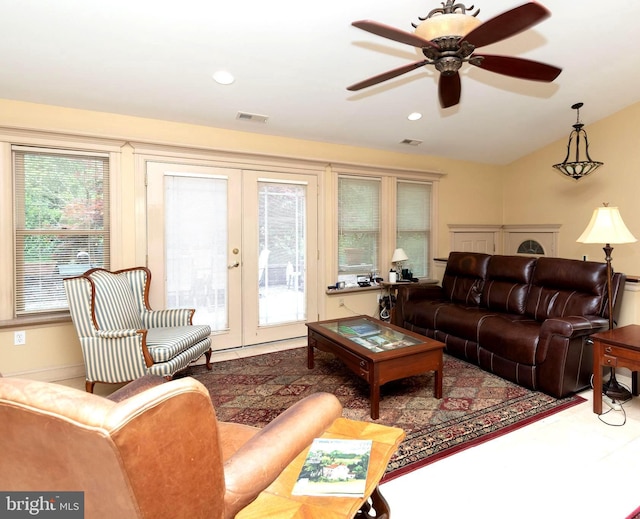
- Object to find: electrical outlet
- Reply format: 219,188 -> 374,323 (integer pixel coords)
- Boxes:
14,330 -> 26,345
338,298 -> 344,307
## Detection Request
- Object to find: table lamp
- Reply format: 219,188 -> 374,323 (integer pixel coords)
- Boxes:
577,203 -> 637,401
391,248 -> 409,278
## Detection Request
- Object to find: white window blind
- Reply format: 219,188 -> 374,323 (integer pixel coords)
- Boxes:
164,174 -> 228,330
397,180 -> 431,278
338,176 -> 380,278
13,146 -> 110,315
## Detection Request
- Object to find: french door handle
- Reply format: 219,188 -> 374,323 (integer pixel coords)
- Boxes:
228,261 -> 240,269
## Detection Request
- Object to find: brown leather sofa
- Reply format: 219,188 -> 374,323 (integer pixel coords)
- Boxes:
392,252 -> 626,398
0,375 -> 343,519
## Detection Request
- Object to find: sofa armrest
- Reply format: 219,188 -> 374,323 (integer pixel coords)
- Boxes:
223,392 -> 343,517
393,283 -> 444,326
397,283 -> 444,301
141,308 -> 195,327
540,315 -> 609,339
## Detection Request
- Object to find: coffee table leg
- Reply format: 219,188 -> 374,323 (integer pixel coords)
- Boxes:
355,486 -> 390,519
307,338 -> 315,369
370,384 -> 380,420
434,366 -> 442,399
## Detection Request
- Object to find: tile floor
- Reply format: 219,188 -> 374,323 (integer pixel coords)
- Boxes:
58,348 -> 640,519
381,385 -> 640,519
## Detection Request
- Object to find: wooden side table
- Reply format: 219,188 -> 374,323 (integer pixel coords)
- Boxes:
591,324 -> 640,415
236,417 -> 405,518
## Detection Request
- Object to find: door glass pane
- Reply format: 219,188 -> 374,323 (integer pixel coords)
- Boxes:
258,181 -> 306,325
165,175 -> 228,331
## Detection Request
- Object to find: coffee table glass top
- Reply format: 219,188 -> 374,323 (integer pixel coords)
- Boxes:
319,317 -> 422,353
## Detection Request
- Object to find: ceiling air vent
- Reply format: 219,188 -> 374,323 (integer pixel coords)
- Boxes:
236,112 -> 269,123
400,139 -> 422,146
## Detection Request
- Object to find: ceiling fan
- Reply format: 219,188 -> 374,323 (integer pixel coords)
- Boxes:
347,1 -> 562,108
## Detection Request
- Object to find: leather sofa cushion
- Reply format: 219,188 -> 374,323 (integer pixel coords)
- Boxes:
431,305 -> 497,342
481,255 -> 536,315
525,257 -> 607,320
441,252 -> 491,307
478,314 -> 541,365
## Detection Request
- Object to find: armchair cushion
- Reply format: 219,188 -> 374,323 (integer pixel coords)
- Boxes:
146,326 -> 212,363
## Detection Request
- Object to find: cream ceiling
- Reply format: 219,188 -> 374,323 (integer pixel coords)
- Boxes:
1,0 -> 639,165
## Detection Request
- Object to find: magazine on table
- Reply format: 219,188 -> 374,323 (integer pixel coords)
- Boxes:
291,438 -> 372,497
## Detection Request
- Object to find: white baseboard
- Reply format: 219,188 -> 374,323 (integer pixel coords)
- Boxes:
4,364 -> 85,382
2,339 -> 306,382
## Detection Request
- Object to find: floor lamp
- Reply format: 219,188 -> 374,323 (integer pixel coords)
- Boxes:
577,203 -> 637,401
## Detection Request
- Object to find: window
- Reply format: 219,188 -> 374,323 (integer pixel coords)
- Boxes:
337,173 -> 434,284
397,180 -> 431,278
338,176 -> 380,280
13,146 -> 110,315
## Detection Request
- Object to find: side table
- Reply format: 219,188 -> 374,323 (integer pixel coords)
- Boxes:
591,324 -> 640,415
236,417 -> 405,518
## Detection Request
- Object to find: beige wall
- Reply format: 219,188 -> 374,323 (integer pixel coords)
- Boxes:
0,99 -> 502,378
2,97 -> 639,379
504,102 -> 640,278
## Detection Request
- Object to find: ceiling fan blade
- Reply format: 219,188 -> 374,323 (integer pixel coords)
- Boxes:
472,54 -> 561,82
347,60 -> 428,91
352,20 -> 439,49
463,2 -> 550,49
438,73 -> 461,109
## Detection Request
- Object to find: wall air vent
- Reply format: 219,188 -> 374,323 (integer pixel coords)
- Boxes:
400,139 -> 422,146
236,112 -> 269,123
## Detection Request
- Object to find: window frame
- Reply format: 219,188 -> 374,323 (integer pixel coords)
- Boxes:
0,129 -> 123,325
332,165 -> 440,286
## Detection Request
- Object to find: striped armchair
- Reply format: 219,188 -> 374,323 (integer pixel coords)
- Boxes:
64,266 -> 212,392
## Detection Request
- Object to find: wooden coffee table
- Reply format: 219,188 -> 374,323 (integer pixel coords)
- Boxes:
306,315 -> 445,419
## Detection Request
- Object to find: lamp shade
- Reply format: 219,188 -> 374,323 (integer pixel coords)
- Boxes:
577,205 -> 637,245
391,248 -> 409,263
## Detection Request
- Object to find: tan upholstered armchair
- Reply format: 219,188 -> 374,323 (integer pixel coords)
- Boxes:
64,266 -> 213,392
0,376 -> 344,519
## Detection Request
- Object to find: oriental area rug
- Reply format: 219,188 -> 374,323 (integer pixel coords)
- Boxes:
182,347 -> 584,481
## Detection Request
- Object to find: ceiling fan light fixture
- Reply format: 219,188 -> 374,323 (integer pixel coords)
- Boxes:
414,13 -> 482,42
552,102 -> 603,180
348,2 -> 560,109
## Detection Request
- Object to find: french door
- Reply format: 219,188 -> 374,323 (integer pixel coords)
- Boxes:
146,161 -> 317,350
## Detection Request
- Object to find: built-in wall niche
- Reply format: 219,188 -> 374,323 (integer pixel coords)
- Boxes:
449,225 -> 502,254
448,224 -> 560,256
503,225 -> 560,257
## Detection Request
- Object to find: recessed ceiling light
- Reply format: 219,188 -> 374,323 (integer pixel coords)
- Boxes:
213,70 -> 235,85
408,112 -> 422,121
